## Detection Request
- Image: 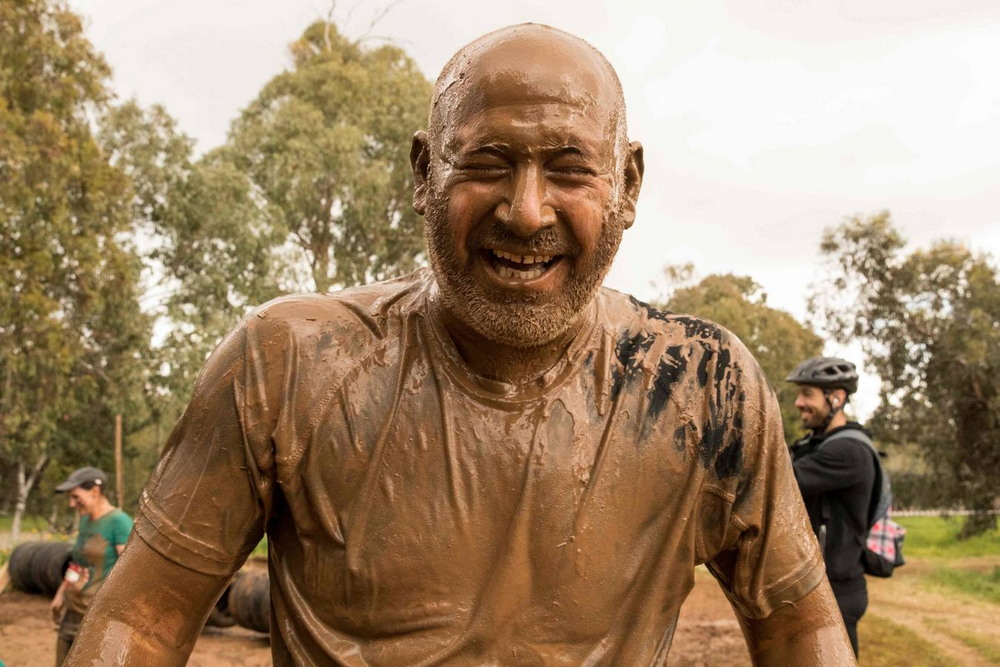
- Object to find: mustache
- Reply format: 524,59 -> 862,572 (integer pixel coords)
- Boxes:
471,221 -> 581,257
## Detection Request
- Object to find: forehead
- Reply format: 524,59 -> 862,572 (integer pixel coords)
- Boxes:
434,32 -> 621,153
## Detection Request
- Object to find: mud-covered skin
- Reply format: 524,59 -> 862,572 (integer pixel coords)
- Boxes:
117,270 -> 826,664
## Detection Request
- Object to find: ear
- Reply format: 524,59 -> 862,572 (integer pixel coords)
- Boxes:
620,140 -> 644,229
410,130 -> 431,215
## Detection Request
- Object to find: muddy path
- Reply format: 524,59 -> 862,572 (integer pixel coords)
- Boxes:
865,560 -> 1000,667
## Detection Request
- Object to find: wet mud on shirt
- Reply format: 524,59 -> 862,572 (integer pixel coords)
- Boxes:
135,268 -> 823,665
67,508 -> 133,614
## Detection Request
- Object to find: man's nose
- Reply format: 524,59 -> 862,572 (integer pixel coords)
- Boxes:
496,163 -> 556,236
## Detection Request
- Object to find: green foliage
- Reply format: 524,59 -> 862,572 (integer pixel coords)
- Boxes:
100,21 -> 433,407
0,0 -> 152,519
227,21 -> 432,292
813,212 -> 1000,535
100,101 -> 288,403
655,266 -> 824,441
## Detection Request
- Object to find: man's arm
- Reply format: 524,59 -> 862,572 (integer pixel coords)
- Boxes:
736,579 -> 856,665
66,538 -> 228,666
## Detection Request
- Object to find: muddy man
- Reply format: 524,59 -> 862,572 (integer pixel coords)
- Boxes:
68,24 -> 854,666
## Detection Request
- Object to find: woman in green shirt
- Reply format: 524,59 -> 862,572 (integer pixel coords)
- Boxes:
50,467 -> 133,665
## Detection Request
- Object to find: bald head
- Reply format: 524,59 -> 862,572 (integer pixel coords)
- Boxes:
429,24 -> 628,162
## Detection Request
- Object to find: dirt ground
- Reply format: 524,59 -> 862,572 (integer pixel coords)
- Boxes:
7,562 -> 1000,665
0,568 -> 749,666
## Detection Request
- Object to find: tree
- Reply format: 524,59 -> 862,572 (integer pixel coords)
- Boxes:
226,20 -> 433,292
655,267 -> 824,441
812,211 -> 1000,536
0,0 -> 151,541
99,101 -> 287,404
100,20 -> 433,403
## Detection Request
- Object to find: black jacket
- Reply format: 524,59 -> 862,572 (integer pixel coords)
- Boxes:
791,422 -> 876,584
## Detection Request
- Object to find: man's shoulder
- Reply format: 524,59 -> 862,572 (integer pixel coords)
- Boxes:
599,289 -> 722,337
244,269 -> 430,345
817,425 -> 877,463
598,288 -> 746,357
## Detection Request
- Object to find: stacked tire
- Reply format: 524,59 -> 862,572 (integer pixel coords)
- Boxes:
227,570 -> 270,633
8,541 -> 72,596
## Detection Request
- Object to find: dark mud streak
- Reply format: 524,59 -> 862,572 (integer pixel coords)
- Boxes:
627,295 -> 672,324
714,408 -> 744,479
642,346 -> 687,441
647,346 -> 686,421
698,342 -> 745,479
696,345 -> 713,387
620,298 -> 745,477
610,330 -> 655,403
671,315 -> 724,342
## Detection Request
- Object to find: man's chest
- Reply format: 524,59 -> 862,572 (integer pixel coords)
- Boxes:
267,363 -> 706,628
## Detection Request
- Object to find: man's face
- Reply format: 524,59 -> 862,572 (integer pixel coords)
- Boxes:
67,486 -> 99,515
794,385 -> 832,430
416,44 -> 641,348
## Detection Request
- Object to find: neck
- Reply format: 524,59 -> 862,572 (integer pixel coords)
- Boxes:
435,300 -> 590,385
88,497 -> 114,521
822,412 -> 849,434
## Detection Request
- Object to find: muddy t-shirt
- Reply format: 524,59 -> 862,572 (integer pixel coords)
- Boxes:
135,269 -> 823,665
67,508 -> 133,614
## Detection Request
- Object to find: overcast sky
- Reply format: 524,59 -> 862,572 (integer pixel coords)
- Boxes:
69,0 -> 1000,416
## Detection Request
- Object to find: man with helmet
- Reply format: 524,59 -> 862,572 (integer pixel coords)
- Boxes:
787,357 -> 876,656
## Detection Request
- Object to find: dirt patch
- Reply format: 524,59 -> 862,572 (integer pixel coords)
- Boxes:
671,569 -> 752,666
865,565 -> 1000,667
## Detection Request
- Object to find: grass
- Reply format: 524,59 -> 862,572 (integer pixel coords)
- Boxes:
949,630 -> 1000,664
925,566 -> 1000,606
0,514 -> 50,534
925,618 -> 1000,664
897,515 -> 1000,559
251,537 -> 268,558
860,614 -> 957,666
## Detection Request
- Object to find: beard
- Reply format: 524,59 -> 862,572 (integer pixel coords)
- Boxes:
424,190 -> 627,349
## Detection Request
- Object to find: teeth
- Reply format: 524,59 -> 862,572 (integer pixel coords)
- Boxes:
491,250 -> 553,265
497,265 -> 545,280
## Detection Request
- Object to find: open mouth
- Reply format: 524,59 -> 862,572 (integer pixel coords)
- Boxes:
484,249 -> 563,281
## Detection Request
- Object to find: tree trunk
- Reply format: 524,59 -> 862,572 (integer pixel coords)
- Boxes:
11,452 -> 49,546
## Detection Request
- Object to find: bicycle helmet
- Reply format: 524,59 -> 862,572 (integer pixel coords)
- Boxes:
785,357 -> 858,395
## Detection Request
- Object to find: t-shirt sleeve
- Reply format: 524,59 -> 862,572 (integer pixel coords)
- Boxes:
133,315 -> 279,577
112,511 -> 134,547
700,336 -> 825,619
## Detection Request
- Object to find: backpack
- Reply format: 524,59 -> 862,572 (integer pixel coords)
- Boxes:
820,429 -> 906,578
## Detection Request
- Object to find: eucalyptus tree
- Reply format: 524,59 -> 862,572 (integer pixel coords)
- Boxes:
813,212 -> 1000,536
226,20 -> 433,293
0,0 -> 151,540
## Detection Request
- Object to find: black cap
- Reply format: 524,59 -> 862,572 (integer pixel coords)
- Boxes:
55,466 -> 108,493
